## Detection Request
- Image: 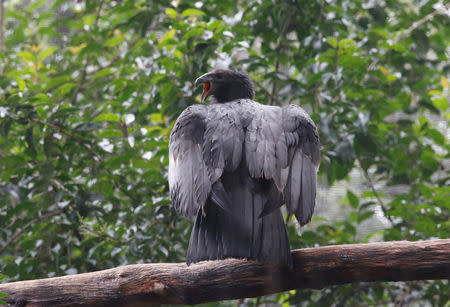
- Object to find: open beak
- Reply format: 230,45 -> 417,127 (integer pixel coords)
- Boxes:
200,82 -> 210,103
194,74 -> 211,103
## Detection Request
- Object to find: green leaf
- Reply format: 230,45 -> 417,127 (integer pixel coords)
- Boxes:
38,46 -> 58,62
165,8 -> 177,19
420,150 -> 439,171
51,107 -> 80,119
91,68 -> 114,81
18,51 -> 35,62
16,77 -> 26,91
427,129 -> 445,145
158,29 -> 176,46
45,75 -> 71,91
338,38 -> 356,50
183,28 -> 204,40
357,211 -> 375,223
327,37 -> 337,48
54,83 -> 77,98
207,20 -> 224,30
363,231 -> 384,242
27,0 -> 47,11
31,93 -> 51,103
94,113 -> 120,122
181,8 -> 205,17
431,95 -> 447,110
104,36 -> 125,47
347,190 -> 359,209
82,14 -> 96,27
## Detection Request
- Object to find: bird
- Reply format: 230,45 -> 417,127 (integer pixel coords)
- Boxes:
168,68 -> 320,267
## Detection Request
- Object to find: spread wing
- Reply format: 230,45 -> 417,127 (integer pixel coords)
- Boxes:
245,103 -> 320,225
281,104 -> 320,225
168,103 -> 244,219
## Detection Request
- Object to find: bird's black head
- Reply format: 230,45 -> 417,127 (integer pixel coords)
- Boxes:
194,69 -> 255,103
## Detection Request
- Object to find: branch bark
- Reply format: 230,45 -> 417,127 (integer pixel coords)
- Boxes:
1,239 -> 449,306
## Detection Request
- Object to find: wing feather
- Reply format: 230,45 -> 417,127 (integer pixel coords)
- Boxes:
244,103 -> 320,225
169,105 -> 210,218
169,103 -> 244,219
245,105 -> 282,180
282,104 -> 320,225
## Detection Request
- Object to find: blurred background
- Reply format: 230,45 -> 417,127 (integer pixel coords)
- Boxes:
0,0 -> 448,305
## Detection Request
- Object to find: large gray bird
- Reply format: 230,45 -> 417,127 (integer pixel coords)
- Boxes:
169,69 -> 320,266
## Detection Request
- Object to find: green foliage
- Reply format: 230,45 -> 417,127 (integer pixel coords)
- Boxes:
0,0 -> 448,306
0,274 -> 7,304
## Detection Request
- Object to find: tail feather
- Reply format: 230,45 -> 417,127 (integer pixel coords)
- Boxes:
186,169 -> 292,266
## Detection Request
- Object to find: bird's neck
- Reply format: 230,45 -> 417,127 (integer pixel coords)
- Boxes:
212,84 -> 254,103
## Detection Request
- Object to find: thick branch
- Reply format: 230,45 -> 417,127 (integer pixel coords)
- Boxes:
1,239 -> 449,306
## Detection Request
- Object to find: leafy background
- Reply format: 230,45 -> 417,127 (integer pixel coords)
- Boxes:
0,0 -> 449,306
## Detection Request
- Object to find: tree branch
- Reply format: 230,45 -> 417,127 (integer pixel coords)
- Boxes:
1,239 -> 449,306
368,3 -> 450,71
396,3 -> 450,41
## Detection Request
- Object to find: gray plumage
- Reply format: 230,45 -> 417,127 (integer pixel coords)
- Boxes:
168,69 -> 320,266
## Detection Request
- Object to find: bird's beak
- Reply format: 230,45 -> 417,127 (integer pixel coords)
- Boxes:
194,73 -> 211,103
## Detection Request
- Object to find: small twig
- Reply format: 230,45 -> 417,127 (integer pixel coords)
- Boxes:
5,215 -> 18,229
71,62 -> 89,104
49,178 -> 74,196
31,118 -> 103,161
253,79 -> 284,106
396,3 -> 450,41
71,0 -> 105,104
270,61 -> 279,105
357,158 -> 394,224
394,284 -> 411,307
0,209 -> 63,254
368,3 -> 449,70
314,85 -> 323,109
93,0 -> 105,27
118,121 -> 128,138
334,37 -> 339,71
79,226 -> 129,245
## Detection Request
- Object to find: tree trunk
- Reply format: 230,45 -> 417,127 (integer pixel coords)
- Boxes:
1,239 -> 449,306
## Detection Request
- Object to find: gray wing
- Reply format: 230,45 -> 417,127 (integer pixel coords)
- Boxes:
245,104 -> 286,181
281,104 -> 320,225
169,103 -> 244,219
169,105 -> 209,218
245,103 -> 320,225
